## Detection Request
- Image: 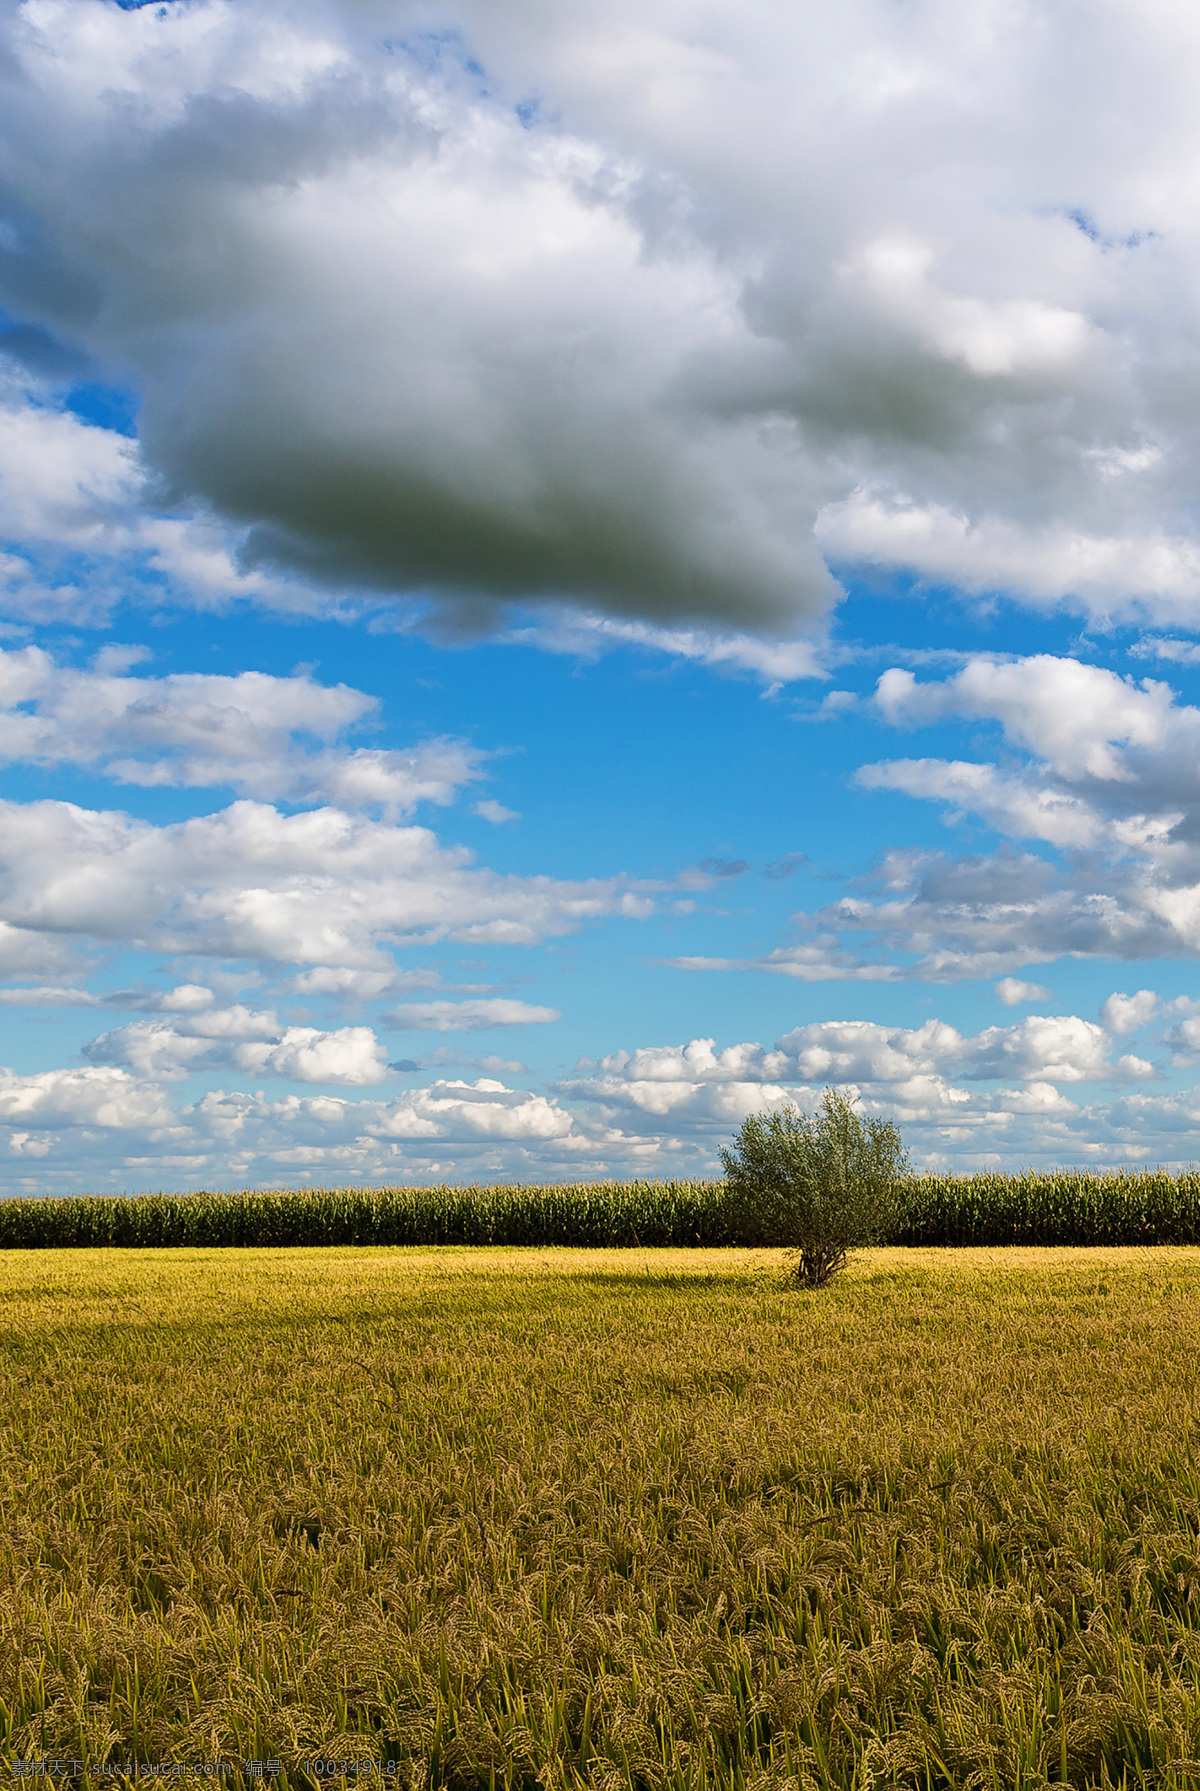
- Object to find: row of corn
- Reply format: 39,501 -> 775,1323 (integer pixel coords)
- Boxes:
0,1180 -> 739,1247
895,1167 -> 1200,1245
4,1168 -> 1200,1246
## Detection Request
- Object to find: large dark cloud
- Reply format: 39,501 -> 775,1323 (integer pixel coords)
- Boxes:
3,0 -> 1200,629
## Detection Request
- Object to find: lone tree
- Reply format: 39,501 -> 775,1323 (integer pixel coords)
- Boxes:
720,1088 -> 908,1286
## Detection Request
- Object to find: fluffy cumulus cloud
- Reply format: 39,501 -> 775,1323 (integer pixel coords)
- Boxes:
553,1012 -> 1192,1171
0,0 -> 835,634
5,0 -> 1200,634
0,1057 -> 660,1191
0,991 -> 1185,1191
1101,989 -> 1158,1035
0,796 -> 655,975
0,377 -> 140,555
996,977 -> 1050,1006
83,1006 -> 391,1085
0,1064 -> 174,1134
758,850 -> 1200,985
873,657 -> 1200,949
369,1080 -> 573,1143
688,654 -> 1200,985
0,643 -> 486,812
563,1014 -> 1154,1138
0,763 -> 658,1187
872,658 -> 1178,788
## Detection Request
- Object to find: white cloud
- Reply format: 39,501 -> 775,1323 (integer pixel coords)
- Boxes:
289,965 -> 440,1000
864,656 -> 1200,867
670,938 -> 903,982
565,1038 -> 794,1125
0,382 -> 142,551
0,642 -> 486,814
236,1025 -> 389,1086
1129,638 -> 1200,667
0,919 -> 82,979
779,654 -> 1200,980
473,800 -> 520,824
0,1064 -> 600,1187
11,0 -> 1200,628
815,497 -> 1200,624
384,998 -> 561,1031
0,983 -> 102,1007
158,983 -> 215,1012
857,758 -> 1105,849
0,8 -> 835,631
873,659 -> 1175,782
1165,1017 -> 1200,1059
83,1004 -> 278,1077
792,855 -> 1193,983
957,1015 -> 1110,1084
0,979 -> 218,1011
0,1007 -> 1184,1193
370,1079 -> 573,1142
771,1015 -> 1116,1088
513,613 -> 827,686
563,1014 -> 1134,1142
683,846 -> 1200,988
0,1064 -> 173,1130
995,976 -> 1050,1006
0,796 -> 655,969
1100,989 -> 1157,1034
84,1007 -> 390,1085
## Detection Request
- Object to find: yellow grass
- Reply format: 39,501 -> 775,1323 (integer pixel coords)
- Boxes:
4,1245 -> 1200,1788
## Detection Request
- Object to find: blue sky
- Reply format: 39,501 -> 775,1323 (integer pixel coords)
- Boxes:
3,0 -> 1200,1189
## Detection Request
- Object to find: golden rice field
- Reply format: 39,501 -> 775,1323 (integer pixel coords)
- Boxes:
4,1244 -> 1200,1788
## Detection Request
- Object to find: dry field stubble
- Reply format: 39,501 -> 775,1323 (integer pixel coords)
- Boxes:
4,1246 -> 1200,1788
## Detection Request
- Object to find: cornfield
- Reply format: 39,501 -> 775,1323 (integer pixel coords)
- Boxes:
5,1168 -> 1200,1247
0,1181 -> 741,1249
897,1167 -> 1200,1245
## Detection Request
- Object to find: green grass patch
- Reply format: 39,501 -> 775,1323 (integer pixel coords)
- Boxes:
4,1245 -> 1200,1786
